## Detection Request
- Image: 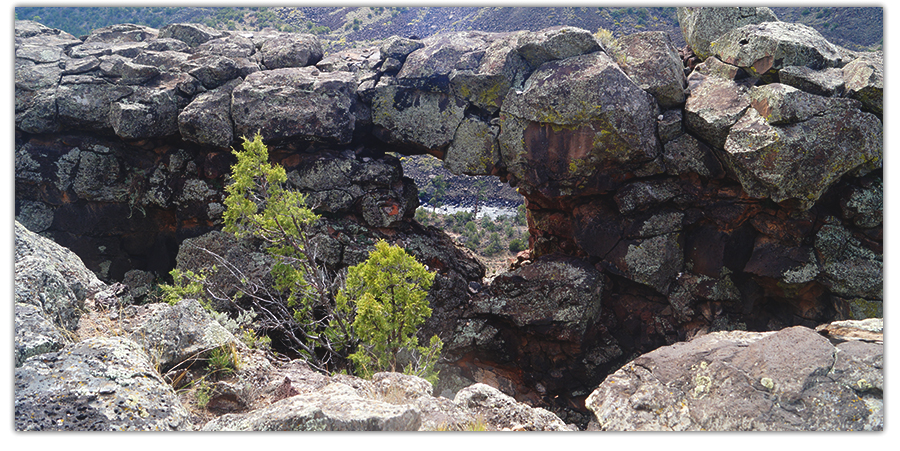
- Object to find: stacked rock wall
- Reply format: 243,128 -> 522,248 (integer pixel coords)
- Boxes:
15,8 -> 882,422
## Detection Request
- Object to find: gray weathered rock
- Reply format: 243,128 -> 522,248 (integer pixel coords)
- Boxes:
714,21 -> 845,79
779,65 -> 845,97
371,85 -> 467,151
129,299 -> 238,372
178,78 -> 239,148
15,336 -> 191,431
14,221 -> 105,331
259,33 -> 323,69
380,35 -> 424,62
56,76 -> 134,131
444,117 -> 500,176
471,255 -> 603,342
184,54 -> 240,89
683,69 -> 750,149
84,23 -> 159,44
586,325 -> 883,431
500,50 -> 661,196
842,52 -> 883,115
840,178 -> 882,229
454,383 -> 573,431
512,26 -> 602,70
722,85 -> 881,209
677,7 -> 779,60
814,219 -> 882,300
661,132 -> 724,178
159,23 -> 223,48
614,31 -> 687,108
201,382 -> 421,431
110,77 -> 184,139
15,303 -> 67,367
98,54 -> 160,84
396,31 -> 493,92
232,67 -> 357,144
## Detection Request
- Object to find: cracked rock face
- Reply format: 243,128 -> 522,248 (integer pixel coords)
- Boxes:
15,337 -> 192,431
14,9 -> 882,426
586,323 -> 883,431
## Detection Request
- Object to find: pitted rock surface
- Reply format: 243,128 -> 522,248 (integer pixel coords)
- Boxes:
586,323 -> 883,431
15,8 -> 882,426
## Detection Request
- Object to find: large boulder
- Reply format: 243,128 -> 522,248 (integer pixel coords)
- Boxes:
447,33 -> 529,113
586,324 -> 883,431
231,67 -> 358,144
500,50 -> 661,197
613,31 -> 687,108
677,7 -> 779,60
683,67 -> 751,149
396,31 -> 494,92
371,85 -> 467,152
454,383 -> 573,431
109,74 -> 186,139
258,33 -> 324,69
56,76 -> 134,132
14,221 -> 105,331
159,23 -> 224,48
128,299 -> 238,373
178,78 -> 240,148
814,219 -> 883,301
842,52 -> 883,116
443,117 -> 501,176
713,21 -> 845,78
512,26 -> 602,70
722,84 -> 882,209
471,255 -> 604,342
201,382 -> 421,431
15,337 -> 192,431
15,303 -> 67,367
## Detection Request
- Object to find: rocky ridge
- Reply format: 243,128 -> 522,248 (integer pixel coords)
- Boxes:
15,6 -> 883,428
14,218 -> 882,431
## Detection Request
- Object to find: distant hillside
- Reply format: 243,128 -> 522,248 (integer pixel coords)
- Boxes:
15,6 -> 882,52
771,7 -> 883,50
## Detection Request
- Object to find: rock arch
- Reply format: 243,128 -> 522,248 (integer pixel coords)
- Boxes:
15,9 -> 882,422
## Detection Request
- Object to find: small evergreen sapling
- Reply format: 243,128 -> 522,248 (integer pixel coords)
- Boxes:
337,240 -> 443,384
221,134 -> 354,370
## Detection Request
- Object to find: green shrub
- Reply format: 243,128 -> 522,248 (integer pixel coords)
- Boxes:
218,135 -> 443,381
160,268 -> 208,306
508,238 -> 526,253
221,134 -> 355,371
206,344 -> 237,379
337,240 -> 442,384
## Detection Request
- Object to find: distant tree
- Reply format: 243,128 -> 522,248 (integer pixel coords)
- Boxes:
471,178 -> 487,218
508,238 -> 527,253
515,204 -> 528,226
484,232 -> 504,256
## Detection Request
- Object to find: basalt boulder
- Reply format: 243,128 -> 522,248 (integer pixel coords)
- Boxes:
231,67 -> 358,145
842,52 -> 883,116
15,221 -> 105,331
677,7 -> 779,60
722,84 -> 881,209
500,50 -> 661,198
586,323 -> 883,431
15,336 -> 193,431
258,33 -> 324,70
613,31 -> 687,109
713,21 -> 845,79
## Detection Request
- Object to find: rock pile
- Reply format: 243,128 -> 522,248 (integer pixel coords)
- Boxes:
15,6 -> 882,426
14,220 -> 573,431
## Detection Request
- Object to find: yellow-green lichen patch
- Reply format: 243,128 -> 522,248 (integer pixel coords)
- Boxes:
692,374 -> 712,399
